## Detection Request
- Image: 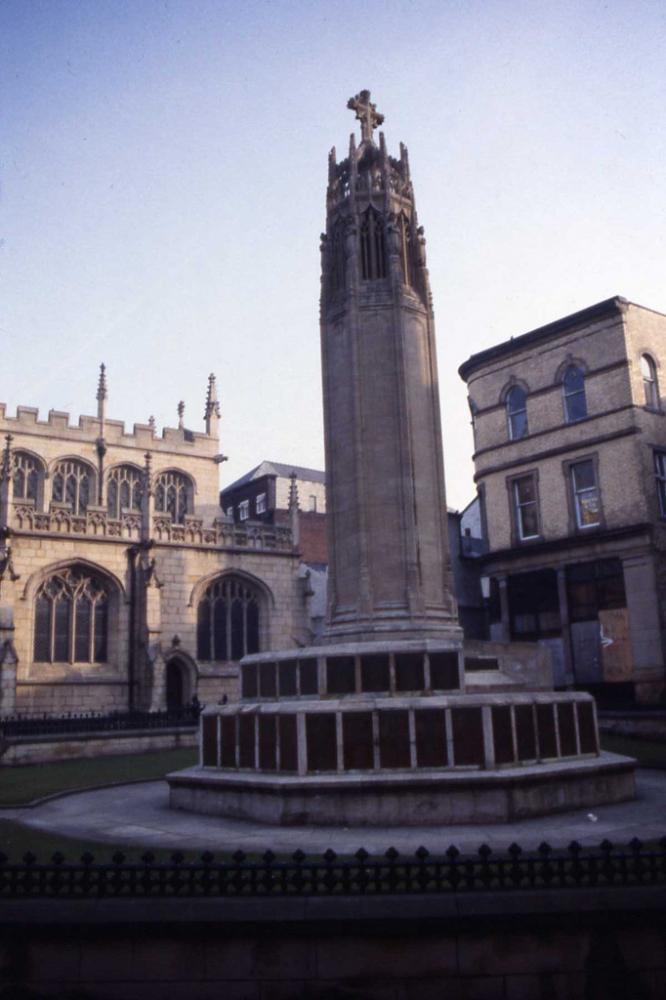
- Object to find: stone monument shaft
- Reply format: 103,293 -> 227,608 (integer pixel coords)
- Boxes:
320,91 -> 458,643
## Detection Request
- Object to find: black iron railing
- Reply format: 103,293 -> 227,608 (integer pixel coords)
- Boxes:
0,706 -> 201,739
0,839 -> 664,898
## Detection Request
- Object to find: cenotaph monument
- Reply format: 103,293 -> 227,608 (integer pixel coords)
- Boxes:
168,92 -> 634,824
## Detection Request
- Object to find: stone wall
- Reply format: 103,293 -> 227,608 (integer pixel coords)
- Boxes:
1,890 -> 664,998
1,727 -> 197,765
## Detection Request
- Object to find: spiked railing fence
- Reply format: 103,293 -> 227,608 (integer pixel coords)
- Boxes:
0,707 -> 200,739
1,840 -> 665,898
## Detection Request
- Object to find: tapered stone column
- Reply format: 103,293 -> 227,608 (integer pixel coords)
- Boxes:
320,91 -> 460,644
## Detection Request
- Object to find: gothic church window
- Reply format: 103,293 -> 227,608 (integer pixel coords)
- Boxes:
154,470 -> 190,524
51,459 -> 93,514
33,566 -> 109,663
197,576 -> 261,662
13,452 -> 42,503
107,465 -> 143,519
359,207 -> 386,280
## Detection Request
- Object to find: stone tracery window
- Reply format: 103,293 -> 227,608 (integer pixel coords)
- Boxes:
51,459 -> 93,514
13,451 -> 42,503
359,206 -> 386,280
33,566 -> 109,663
154,470 -> 190,524
197,576 -> 261,662
107,464 -> 143,519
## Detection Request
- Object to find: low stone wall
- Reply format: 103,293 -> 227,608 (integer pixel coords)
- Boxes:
0,727 -> 197,765
0,889 -> 664,999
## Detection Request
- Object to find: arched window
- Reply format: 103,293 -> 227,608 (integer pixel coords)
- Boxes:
107,465 -> 143,519
13,451 -> 42,504
562,366 -> 587,423
33,566 -> 109,663
51,459 -> 93,514
359,207 -> 386,280
154,470 -> 190,524
641,354 -> 659,409
506,385 -> 528,440
197,576 -> 261,662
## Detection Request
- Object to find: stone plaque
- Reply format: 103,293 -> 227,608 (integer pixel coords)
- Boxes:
306,713 -> 337,771
259,662 -> 277,698
220,716 -> 236,767
577,702 -> 597,754
429,652 -> 459,690
395,653 -> 425,691
360,654 -> 390,692
327,656 -> 356,694
558,702 -> 577,756
202,715 -> 218,766
536,704 -> 557,759
299,659 -> 319,696
452,707 -> 484,766
492,706 -> 514,764
279,714 -> 298,771
379,711 -> 410,768
343,712 -> 374,770
515,705 -> 536,761
241,664 -> 258,699
278,660 -> 298,697
238,714 -> 256,768
259,715 -> 277,770
415,710 -> 447,767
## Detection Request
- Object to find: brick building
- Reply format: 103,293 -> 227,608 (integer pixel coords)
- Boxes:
0,370 -> 309,717
459,296 -> 666,704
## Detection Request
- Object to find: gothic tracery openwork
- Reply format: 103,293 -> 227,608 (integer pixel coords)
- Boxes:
33,566 -> 110,664
197,576 -> 260,662
51,459 -> 93,515
359,207 -> 386,280
154,470 -> 190,524
13,451 -> 41,503
107,464 -> 143,519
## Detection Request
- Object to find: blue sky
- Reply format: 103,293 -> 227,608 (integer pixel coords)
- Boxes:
2,0 -> 665,508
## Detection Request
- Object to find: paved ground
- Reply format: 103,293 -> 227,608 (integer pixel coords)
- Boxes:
4,769 -> 666,854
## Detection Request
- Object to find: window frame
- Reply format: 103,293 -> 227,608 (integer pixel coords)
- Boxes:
255,492 -> 267,515
507,470 -> 541,544
238,499 -> 250,521
562,365 -> 588,424
641,354 -> 660,410
565,455 -> 603,532
33,566 -> 111,665
196,575 -> 262,663
505,385 -> 528,441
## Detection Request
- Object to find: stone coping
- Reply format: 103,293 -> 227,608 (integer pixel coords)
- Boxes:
168,751 -> 633,793
241,637 -> 465,664
203,690 -> 596,715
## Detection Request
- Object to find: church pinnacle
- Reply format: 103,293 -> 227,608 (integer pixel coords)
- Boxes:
347,89 -> 384,143
96,363 -> 107,421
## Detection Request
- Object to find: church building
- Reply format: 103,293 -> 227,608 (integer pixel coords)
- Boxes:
0,369 -> 309,717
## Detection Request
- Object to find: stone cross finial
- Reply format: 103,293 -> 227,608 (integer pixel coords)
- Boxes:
148,415 -> 156,434
347,90 -> 384,143
177,400 -> 185,429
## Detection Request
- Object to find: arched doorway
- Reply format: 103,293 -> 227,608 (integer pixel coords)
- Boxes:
166,658 -> 185,710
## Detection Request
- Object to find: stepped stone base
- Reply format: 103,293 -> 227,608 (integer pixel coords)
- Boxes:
168,753 -> 635,825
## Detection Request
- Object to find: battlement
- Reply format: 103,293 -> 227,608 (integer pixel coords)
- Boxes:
0,403 -> 221,458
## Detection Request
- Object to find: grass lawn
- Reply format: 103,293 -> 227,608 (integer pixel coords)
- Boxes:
0,747 -> 197,806
0,737 -> 664,863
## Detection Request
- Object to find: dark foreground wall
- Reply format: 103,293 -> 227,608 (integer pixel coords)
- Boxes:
1,889 -> 665,999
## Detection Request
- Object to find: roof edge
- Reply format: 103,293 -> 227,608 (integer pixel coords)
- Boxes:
458,296 -> 630,382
